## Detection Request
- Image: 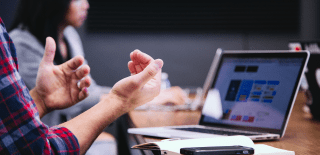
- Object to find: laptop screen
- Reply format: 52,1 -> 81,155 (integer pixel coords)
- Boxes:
200,51 -> 308,134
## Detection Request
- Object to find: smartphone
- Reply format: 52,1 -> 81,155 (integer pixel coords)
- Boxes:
180,145 -> 254,155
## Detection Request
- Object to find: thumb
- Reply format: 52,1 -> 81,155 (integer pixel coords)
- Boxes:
135,59 -> 163,86
41,37 -> 56,65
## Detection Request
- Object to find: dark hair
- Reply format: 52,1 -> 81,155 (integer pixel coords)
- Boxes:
10,0 -> 72,64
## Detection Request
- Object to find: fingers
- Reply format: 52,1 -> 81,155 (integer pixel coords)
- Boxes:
61,56 -> 85,73
130,50 -> 154,65
128,60 -> 143,75
78,87 -> 89,101
79,76 -> 91,90
41,37 -> 56,65
131,50 -> 153,69
74,64 -> 90,80
134,59 -> 163,86
128,50 -> 155,74
128,61 -> 136,75
77,76 -> 91,101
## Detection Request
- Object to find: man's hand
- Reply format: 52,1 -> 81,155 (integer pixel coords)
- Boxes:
108,50 -> 164,111
60,50 -> 162,154
30,37 -> 91,118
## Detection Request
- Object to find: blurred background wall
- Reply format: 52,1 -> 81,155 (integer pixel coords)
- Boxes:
1,0 -> 320,88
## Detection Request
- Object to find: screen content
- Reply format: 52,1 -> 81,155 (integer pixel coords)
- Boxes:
202,56 -> 304,130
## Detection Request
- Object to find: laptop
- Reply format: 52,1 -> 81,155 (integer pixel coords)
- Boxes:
128,49 -> 310,141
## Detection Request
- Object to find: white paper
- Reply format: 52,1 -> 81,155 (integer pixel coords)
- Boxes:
132,136 -> 295,155
154,136 -> 254,153
253,144 -> 294,155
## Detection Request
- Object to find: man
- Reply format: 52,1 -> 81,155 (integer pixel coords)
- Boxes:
0,17 -> 163,154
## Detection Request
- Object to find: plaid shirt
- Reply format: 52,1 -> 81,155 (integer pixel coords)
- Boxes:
0,18 -> 80,154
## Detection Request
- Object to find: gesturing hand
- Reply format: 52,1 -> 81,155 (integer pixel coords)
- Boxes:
31,37 -> 91,118
109,50 -> 164,111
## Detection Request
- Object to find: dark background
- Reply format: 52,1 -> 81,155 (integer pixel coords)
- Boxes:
1,0 -> 320,88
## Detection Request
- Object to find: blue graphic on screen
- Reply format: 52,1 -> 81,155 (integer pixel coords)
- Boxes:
236,80 -> 254,102
225,80 -> 279,104
202,57 -> 303,130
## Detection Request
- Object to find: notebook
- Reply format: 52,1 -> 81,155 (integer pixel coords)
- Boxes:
128,49 -> 310,141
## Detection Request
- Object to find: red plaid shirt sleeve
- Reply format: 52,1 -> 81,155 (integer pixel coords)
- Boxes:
0,18 -> 80,154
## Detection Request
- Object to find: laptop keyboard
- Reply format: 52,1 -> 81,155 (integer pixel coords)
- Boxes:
174,127 -> 260,136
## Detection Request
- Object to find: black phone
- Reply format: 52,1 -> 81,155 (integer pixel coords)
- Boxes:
180,145 -> 254,155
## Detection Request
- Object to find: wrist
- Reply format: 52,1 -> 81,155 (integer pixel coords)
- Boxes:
103,92 -> 129,114
29,88 -> 48,118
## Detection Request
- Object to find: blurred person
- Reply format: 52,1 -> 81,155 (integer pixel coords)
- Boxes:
9,0 -> 186,123
1,16 -> 164,154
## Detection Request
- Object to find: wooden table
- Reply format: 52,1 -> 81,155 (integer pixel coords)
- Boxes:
129,91 -> 320,155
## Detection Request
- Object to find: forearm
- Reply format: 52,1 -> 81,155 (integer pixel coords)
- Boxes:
60,93 -> 128,155
29,88 -> 47,118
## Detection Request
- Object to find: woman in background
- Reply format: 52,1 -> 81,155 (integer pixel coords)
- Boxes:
9,0 -> 187,154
